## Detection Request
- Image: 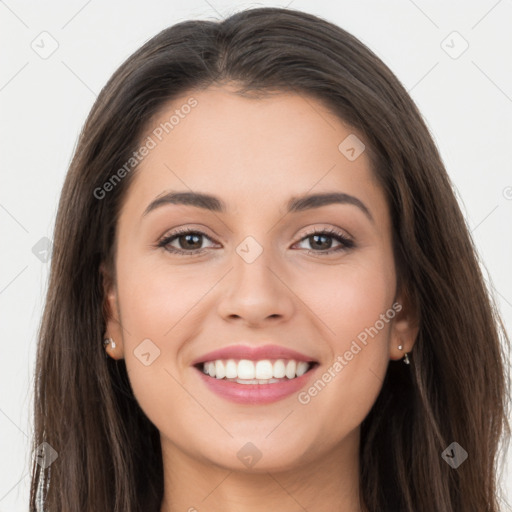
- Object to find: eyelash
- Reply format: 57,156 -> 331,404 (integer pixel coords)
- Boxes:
156,226 -> 355,257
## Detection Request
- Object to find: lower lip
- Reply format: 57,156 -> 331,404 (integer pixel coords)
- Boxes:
194,364 -> 319,404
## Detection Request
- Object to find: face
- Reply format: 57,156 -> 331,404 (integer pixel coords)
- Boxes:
103,84 -> 417,472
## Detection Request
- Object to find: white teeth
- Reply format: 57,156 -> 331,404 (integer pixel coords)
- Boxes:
200,358 -> 313,381
285,360 -> 296,379
255,360 -> 273,379
215,360 -> 226,379
225,359 -> 238,378
238,359 -> 255,379
273,359 -> 286,378
236,378 -> 281,385
296,361 -> 309,377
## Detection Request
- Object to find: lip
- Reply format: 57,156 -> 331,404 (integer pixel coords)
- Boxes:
190,344 -> 318,366
194,363 -> 320,404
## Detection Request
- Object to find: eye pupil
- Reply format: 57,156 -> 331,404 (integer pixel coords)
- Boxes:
180,233 -> 202,249
310,234 -> 332,250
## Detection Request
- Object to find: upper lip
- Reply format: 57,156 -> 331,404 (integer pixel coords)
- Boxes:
191,344 -> 318,366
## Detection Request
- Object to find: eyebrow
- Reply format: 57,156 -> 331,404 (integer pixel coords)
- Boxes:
142,191 -> 374,223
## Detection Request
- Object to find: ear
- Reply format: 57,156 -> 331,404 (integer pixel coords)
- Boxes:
100,261 -> 124,360
389,284 -> 419,361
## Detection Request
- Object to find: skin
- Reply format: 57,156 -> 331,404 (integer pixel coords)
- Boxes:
102,84 -> 418,512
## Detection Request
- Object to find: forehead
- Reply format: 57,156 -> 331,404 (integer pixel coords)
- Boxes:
121,85 -> 387,224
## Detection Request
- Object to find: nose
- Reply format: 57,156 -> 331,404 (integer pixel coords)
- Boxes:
216,242 -> 295,327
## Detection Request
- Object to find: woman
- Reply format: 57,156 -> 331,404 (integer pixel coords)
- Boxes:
29,6 -> 511,511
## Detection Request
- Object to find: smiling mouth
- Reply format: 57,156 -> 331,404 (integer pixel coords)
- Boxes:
193,359 -> 319,384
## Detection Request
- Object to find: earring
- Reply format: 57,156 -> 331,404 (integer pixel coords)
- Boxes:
397,344 -> 410,365
103,337 -> 116,349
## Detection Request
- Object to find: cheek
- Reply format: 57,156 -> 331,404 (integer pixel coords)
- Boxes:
292,255 -> 395,417
297,255 -> 396,347
113,255 -> 204,404
117,255 -> 207,335
114,269 -> 212,438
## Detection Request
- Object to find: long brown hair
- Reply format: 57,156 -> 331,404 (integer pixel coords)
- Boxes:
29,7 -> 511,511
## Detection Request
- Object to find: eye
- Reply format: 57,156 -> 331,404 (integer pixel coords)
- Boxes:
157,228 -> 217,256
294,227 -> 354,256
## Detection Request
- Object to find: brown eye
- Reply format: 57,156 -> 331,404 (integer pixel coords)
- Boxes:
307,233 -> 335,250
158,229 -> 217,255
175,232 -> 203,250
295,228 -> 354,255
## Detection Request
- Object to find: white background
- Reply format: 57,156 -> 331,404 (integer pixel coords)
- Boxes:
1,0 -> 511,510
